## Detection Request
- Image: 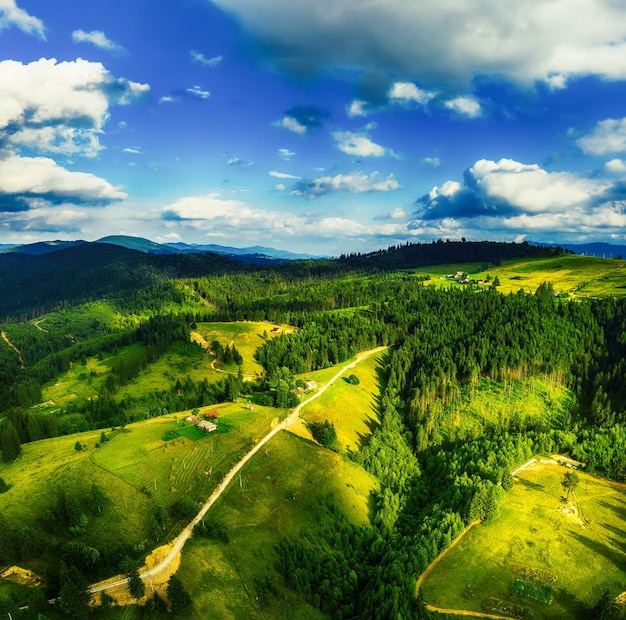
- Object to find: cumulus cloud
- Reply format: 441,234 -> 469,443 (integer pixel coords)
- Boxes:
159,95 -> 180,104
0,58 -> 149,157
412,157 -> 626,240
190,51 -> 223,67
444,96 -> 482,118
0,155 -> 126,211
186,85 -> 210,99
72,29 -> 125,54
292,171 -> 400,198
605,159 -> 626,174
278,148 -> 296,160
577,118 -> 626,156
388,82 -> 435,105
333,127 -> 393,158
210,0 -> 626,90
0,0 -> 44,38
274,105 -> 329,134
269,170 -> 301,179
155,190 -> 408,248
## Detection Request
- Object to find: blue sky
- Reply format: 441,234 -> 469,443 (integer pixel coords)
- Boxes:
3,0 -> 626,255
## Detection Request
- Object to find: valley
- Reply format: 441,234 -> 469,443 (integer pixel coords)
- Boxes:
0,240 -> 626,619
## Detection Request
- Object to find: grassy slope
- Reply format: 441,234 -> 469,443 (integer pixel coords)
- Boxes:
289,351 -> 383,455
193,321 -> 288,376
0,429 -> 153,554
422,255 -> 626,297
168,353 -> 384,619
420,461 -> 626,618
93,404 -> 284,507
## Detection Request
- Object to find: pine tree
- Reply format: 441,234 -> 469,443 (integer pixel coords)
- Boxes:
1,421 -> 21,462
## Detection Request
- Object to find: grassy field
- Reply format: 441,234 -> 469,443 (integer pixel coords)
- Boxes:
0,428 -> 154,556
175,430 -> 378,619
192,321 -> 288,376
419,461 -> 626,618
93,403 -> 284,507
422,255 -> 626,298
289,351 -> 384,454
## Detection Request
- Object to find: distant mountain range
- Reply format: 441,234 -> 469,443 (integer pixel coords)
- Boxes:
1,236 -> 323,263
536,241 -> 626,258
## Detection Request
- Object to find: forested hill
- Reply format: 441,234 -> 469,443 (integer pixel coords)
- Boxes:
336,239 -> 561,269
0,239 -> 560,319
0,242 -> 251,319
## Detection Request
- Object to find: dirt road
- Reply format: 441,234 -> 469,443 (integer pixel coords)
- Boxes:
90,346 -> 387,596
1,331 -> 24,368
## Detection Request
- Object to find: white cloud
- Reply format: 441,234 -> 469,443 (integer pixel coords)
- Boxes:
274,183 -> 286,191
347,100 -> 368,117
444,96 -> 482,118
72,29 -> 124,53
191,51 -> 223,67
227,156 -> 253,167
605,159 -> 626,174
415,157 -> 626,243
333,129 -> 389,157
0,154 -> 126,206
186,85 -> 210,99
275,116 -> 307,134
0,0 -> 44,38
292,171 -> 401,198
123,147 -> 143,155
210,0 -> 626,89
159,95 -> 180,104
421,157 -> 441,167
278,148 -> 296,160
577,118 -> 626,156
389,82 -> 435,105
269,170 -> 301,179
0,58 -> 149,158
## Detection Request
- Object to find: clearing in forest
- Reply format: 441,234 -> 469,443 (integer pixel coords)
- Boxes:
419,460 -> 626,619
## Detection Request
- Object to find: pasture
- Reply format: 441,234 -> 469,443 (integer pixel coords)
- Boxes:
0,428 -> 153,553
93,403 -> 283,506
175,430 -> 378,619
192,320 -> 288,376
419,460 -> 626,618
422,254 -> 626,298
289,350 -> 384,454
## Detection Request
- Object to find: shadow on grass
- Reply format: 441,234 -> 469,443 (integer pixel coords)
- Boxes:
569,530 -> 626,572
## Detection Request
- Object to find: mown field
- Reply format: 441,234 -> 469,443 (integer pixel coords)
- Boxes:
419,461 -> 626,618
93,403 -> 284,507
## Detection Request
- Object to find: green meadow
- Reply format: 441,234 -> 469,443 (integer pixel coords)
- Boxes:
0,429 -> 154,555
175,431 -> 378,619
93,403 -> 284,507
293,351 -> 384,454
419,461 -> 626,618
193,320 -> 287,376
422,255 -> 626,298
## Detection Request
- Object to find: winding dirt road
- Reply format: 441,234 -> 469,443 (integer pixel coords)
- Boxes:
1,331 -> 24,368
90,346 -> 387,596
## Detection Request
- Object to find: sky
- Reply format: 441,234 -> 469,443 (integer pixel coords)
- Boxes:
3,1 -> 626,255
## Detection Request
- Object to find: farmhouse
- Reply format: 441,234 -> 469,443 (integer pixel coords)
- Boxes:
205,410 -> 219,419
305,380 -> 317,390
185,414 -> 198,423
197,420 -> 217,432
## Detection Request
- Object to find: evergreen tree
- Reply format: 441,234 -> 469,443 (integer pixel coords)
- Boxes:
167,575 -> 192,615
1,421 -> 21,462
127,567 -> 145,599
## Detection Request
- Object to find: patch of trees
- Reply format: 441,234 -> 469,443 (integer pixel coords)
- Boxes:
309,420 -> 337,448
